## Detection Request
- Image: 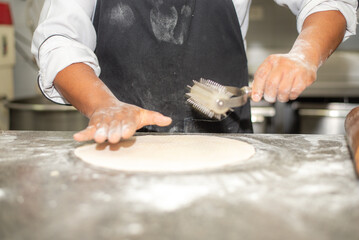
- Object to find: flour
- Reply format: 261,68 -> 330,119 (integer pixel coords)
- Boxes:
150,4 -> 192,45
126,184 -> 210,212
168,125 -> 180,133
109,3 -> 135,29
50,170 -> 60,177
0,188 -> 5,199
123,177 -> 217,212
150,6 -> 180,44
94,126 -> 108,139
181,5 -> 192,17
0,133 -> 17,143
288,39 -> 323,70
92,191 -> 112,203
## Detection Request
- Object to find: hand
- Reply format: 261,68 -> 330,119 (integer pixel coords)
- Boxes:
52,63 -> 171,144
250,10 -> 348,103
251,53 -> 317,103
73,102 -> 172,143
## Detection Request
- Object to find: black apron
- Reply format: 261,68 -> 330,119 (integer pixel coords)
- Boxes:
93,0 -> 252,133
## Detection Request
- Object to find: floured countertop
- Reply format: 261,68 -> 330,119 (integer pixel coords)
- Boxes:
0,131 -> 358,240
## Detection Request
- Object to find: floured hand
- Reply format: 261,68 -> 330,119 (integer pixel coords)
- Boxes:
53,63 -> 172,144
251,53 -> 317,103
251,10 -> 347,103
74,103 -> 172,144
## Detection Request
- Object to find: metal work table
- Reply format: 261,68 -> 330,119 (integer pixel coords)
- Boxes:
0,131 -> 358,240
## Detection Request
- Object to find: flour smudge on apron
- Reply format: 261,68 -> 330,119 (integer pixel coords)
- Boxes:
150,2 -> 193,45
109,3 -> 135,29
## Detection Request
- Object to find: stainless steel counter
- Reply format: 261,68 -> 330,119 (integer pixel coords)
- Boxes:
0,131 -> 358,240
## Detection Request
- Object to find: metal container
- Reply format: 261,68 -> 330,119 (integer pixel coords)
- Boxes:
6,95 -> 88,131
293,102 -> 359,134
251,101 -> 276,133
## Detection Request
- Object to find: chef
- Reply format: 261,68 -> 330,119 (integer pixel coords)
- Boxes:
31,0 -> 357,143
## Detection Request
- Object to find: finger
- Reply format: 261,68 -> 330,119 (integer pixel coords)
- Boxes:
108,120 -> 122,144
74,111 -> 106,142
153,113 -> 172,126
252,61 -> 271,102
73,125 -> 97,142
264,69 -> 282,103
139,110 -> 172,128
94,123 -> 109,143
121,121 -> 137,139
289,76 -> 306,100
277,73 -> 295,103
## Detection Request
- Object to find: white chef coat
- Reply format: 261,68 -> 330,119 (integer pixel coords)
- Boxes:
31,0 -> 358,104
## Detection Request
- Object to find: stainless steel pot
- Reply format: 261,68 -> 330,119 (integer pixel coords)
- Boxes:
6,95 -> 88,131
292,102 -> 359,134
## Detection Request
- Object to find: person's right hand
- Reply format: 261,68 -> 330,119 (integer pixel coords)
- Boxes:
73,102 -> 172,144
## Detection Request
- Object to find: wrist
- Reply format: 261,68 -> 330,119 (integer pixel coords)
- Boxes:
288,39 -> 322,69
85,94 -> 121,118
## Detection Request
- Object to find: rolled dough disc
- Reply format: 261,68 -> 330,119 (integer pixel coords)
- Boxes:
74,135 -> 255,172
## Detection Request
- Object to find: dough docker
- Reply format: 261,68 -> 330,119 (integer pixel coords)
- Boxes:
186,78 -> 252,120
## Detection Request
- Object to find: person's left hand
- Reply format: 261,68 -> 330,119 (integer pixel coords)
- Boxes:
251,53 -> 317,103
73,102 -> 172,144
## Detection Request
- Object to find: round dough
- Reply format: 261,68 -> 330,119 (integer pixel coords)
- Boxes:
74,135 -> 255,172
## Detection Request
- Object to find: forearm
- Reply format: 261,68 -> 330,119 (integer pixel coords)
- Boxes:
289,10 -> 346,69
54,63 -> 118,117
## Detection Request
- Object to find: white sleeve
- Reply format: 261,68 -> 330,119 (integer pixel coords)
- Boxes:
273,0 -> 358,41
31,0 -> 99,105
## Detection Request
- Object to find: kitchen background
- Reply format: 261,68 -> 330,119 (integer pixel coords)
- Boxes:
1,0 -> 359,133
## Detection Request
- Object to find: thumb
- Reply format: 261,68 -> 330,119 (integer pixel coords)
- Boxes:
140,110 -> 172,128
